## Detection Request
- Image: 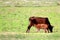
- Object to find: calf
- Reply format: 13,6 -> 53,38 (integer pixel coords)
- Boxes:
34,24 -> 49,33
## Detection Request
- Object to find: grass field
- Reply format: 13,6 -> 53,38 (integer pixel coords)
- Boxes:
0,6 -> 60,40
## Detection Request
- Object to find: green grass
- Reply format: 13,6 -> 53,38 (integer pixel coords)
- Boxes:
0,33 -> 60,40
0,6 -> 60,40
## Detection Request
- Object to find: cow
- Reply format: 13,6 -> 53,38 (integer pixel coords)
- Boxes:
26,16 -> 53,33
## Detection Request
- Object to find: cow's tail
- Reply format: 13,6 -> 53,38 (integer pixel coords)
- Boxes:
46,18 -> 53,33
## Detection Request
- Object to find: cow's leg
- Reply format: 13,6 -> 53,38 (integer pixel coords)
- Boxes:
26,23 -> 33,33
46,28 -> 49,33
47,29 -> 49,33
26,25 -> 31,33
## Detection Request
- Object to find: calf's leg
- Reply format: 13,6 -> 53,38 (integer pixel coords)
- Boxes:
36,28 -> 40,32
44,29 -> 48,33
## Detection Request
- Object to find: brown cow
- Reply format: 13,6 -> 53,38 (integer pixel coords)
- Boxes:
26,16 -> 53,33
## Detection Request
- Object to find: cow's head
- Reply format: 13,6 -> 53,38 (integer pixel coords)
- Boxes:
49,25 -> 54,33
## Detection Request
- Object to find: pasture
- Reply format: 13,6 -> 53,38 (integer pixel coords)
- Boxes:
0,6 -> 60,40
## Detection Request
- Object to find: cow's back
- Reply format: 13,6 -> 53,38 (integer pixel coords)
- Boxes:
35,17 -> 46,24
29,17 -> 49,24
